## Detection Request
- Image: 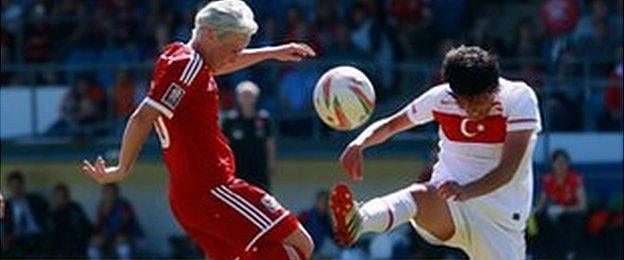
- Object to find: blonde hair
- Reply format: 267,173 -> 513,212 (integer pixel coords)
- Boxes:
193,0 -> 258,39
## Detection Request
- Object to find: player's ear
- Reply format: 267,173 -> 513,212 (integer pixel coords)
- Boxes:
203,27 -> 218,42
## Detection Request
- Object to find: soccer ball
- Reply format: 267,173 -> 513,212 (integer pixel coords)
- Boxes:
313,66 -> 376,131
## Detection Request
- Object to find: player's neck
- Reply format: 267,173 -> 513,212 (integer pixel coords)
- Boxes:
188,39 -> 215,72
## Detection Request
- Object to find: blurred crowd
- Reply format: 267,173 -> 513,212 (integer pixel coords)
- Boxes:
1,171 -> 145,259
1,0 -> 622,138
530,149 -> 623,259
2,148 -> 621,259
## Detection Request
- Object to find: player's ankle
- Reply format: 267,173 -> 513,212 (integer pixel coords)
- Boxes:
360,188 -> 418,233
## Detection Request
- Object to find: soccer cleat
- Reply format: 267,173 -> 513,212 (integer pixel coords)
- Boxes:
329,183 -> 363,247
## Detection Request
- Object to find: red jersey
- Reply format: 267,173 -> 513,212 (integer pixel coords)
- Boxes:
143,42 -> 236,199
541,170 -> 583,206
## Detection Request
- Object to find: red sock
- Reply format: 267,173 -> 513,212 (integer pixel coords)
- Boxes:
242,244 -> 305,260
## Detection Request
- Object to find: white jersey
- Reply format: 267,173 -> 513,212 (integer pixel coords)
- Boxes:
404,78 -> 541,230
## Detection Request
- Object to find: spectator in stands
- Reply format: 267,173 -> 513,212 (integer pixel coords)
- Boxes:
112,70 -> 137,119
508,18 -> 545,87
548,92 -> 583,131
539,0 -> 580,39
299,190 -> 339,258
325,22 -> 367,60
511,18 -> 540,60
350,1 -> 396,94
49,81 -> 83,135
535,149 -> 588,259
222,81 -> 276,191
1,0 -> 25,32
584,192 -> 624,259
598,49 -> 623,130
574,0 -> 616,42
349,2 -> 376,55
1,170 -> 49,257
0,28 -> 18,85
88,183 -> 143,260
387,0 -> 431,29
49,78 -> 107,137
615,0 -> 623,43
539,0 -> 580,62
49,183 -> 92,257
573,18 -> 619,61
277,65 -> 318,137
254,17 -> 278,47
309,1 -> 339,54
429,0 -> 468,36
24,19 -> 53,63
283,5 -> 308,43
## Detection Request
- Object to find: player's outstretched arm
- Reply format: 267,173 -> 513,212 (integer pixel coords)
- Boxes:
438,130 -> 534,201
213,43 -> 316,76
81,103 -> 159,184
340,110 -> 415,181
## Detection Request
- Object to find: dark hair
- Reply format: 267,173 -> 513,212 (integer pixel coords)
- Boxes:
7,170 -> 24,184
442,46 -> 500,97
551,149 -> 570,162
54,183 -> 70,198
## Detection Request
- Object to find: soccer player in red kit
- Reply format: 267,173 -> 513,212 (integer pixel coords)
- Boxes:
80,1 -> 316,259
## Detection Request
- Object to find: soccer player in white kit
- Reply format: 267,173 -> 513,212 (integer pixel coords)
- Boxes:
329,46 -> 541,259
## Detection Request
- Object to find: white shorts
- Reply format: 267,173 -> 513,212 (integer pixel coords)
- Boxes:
410,199 -> 526,260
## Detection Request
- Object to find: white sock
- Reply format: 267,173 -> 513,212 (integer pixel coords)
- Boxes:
88,246 -> 101,259
116,243 -> 132,260
359,187 -> 417,234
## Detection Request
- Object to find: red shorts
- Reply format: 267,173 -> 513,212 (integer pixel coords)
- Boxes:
170,179 -> 299,260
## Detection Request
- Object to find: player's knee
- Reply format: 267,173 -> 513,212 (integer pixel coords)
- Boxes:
409,184 -> 441,208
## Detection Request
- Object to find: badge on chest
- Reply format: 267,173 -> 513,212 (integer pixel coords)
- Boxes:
433,111 -> 507,143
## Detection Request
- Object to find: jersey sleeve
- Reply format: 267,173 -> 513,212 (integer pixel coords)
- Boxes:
507,85 -> 542,132
402,87 -> 439,126
143,52 -> 204,119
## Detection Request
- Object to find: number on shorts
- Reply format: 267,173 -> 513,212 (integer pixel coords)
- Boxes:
153,116 -> 170,149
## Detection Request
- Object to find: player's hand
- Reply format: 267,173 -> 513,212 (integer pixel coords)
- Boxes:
437,180 -> 467,201
339,143 -> 364,181
81,156 -> 127,184
270,43 -> 316,62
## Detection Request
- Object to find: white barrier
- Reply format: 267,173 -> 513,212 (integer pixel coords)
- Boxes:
0,86 -> 68,138
535,133 -> 623,163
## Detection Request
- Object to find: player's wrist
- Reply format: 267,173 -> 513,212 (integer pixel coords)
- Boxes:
263,46 -> 282,60
351,135 -> 369,148
349,140 -> 366,151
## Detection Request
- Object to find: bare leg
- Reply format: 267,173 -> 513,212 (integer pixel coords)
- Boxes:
410,184 -> 455,241
329,183 -> 455,246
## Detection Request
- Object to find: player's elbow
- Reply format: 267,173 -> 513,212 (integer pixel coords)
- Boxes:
497,165 -> 517,185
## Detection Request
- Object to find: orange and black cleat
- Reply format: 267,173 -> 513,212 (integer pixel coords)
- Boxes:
328,183 -> 362,247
